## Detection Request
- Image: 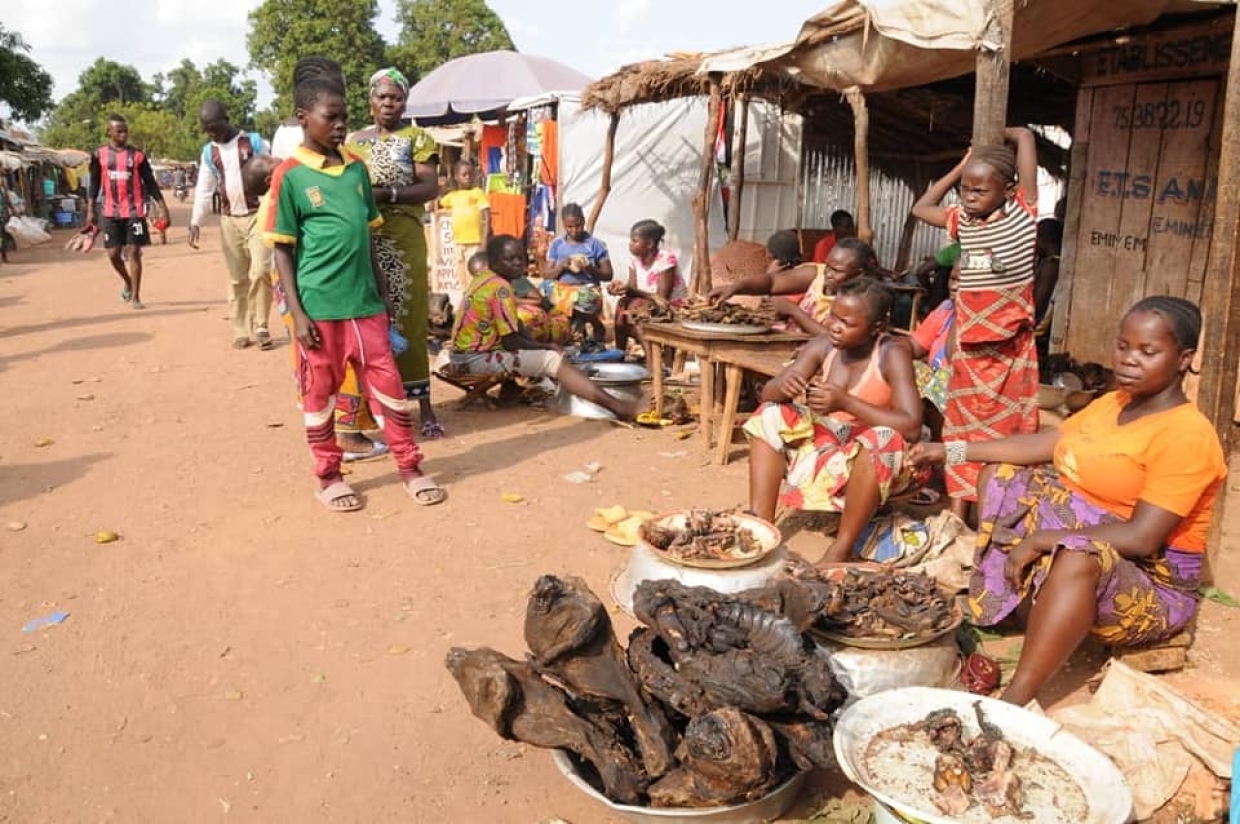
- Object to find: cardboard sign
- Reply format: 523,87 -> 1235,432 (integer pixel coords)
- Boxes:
427,210 -> 462,306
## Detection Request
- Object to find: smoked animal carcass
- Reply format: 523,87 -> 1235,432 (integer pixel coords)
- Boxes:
445,646 -> 647,803
524,575 -> 675,778
632,579 -> 845,719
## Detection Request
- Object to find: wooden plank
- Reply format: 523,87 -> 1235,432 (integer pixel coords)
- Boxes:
1141,79 -> 1219,299
1049,88 -> 1093,354
692,76 -> 722,295
1109,82 -> 1167,313
1186,84 -> 1227,305
586,113 -> 619,234
1081,17 -> 1233,87
727,96 -> 749,242
972,0 -> 1014,145
1196,8 -> 1240,449
1066,83 -> 1137,362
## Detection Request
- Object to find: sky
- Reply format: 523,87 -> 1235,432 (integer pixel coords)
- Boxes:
5,0 -> 828,118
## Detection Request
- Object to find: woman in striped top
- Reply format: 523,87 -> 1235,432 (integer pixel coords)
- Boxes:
912,127 -> 1041,522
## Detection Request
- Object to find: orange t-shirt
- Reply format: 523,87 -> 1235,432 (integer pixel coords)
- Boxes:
812,233 -> 837,263
1053,391 -> 1226,552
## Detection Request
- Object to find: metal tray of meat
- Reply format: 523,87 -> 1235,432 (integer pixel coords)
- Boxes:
679,321 -> 771,335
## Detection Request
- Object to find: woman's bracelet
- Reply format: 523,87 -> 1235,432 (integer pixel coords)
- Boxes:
944,440 -> 969,466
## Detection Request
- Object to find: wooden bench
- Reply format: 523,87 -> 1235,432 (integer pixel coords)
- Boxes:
711,345 -> 801,465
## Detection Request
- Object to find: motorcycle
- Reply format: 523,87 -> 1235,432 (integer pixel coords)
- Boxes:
174,184 -> 189,203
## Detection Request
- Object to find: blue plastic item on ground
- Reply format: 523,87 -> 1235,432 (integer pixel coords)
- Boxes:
1231,747 -> 1239,823
23,611 -> 69,632
571,349 -> 625,363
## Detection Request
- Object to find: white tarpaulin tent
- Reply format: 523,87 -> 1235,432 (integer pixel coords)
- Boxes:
700,0 -> 1234,92
517,94 -> 729,290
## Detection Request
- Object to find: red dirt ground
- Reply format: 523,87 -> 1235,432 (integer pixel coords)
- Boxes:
1,202 -> 1237,822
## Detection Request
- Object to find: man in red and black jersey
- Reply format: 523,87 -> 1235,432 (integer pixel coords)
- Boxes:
86,113 -> 168,309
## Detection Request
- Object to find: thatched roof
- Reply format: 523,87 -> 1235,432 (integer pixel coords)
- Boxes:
579,52 -> 809,115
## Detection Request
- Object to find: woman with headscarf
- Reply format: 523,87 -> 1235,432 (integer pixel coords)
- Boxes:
344,68 -> 444,438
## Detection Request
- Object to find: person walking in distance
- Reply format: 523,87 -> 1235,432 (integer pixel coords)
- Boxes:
86,113 -> 169,309
188,99 -> 274,350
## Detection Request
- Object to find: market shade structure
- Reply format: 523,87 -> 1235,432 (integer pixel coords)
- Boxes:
697,0 -> 1230,93
404,50 -> 592,121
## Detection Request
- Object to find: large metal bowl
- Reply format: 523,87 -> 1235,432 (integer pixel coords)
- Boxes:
833,687 -> 1134,824
551,749 -> 809,823
581,362 -> 652,384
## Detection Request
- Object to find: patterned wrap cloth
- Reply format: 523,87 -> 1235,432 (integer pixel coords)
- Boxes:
344,120 -> 438,405
743,402 -> 917,513
969,463 -> 1202,646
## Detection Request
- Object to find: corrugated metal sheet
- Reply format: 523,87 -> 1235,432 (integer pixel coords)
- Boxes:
800,143 -> 948,270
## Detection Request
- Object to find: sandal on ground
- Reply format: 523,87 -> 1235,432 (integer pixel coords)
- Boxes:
120,288 -> 132,302
316,480 -> 363,512
131,299 -> 146,310
420,420 -> 446,439
342,440 -> 390,462
232,337 -> 251,350
404,475 -> 446,506
256,329 -> 273,350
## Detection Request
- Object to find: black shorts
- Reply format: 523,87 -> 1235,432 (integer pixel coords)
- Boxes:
102,217 -> 151,249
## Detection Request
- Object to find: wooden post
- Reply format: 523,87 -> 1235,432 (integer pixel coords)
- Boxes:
1195,8 -> 1240,451
586,112 -> 620,234
692,74 -> 723,295
727,95 -> 749,241
844,87 -> 873,244
972,0 -> 1015,145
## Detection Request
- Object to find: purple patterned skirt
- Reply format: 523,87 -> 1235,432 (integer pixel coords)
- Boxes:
969,464 -> 1202,646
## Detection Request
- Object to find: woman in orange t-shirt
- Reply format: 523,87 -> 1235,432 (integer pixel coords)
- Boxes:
912,296 -> 1226,706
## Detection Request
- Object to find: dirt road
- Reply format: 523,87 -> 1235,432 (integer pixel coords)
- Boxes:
1,203 -> 1237,823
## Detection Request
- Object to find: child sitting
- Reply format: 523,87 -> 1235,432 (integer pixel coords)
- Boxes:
263,74 -> 445,511
570,283 -> 605,348
450,234 -> 638,419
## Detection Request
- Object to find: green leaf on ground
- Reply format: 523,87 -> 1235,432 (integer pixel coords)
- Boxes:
1201,586 -> 1240,608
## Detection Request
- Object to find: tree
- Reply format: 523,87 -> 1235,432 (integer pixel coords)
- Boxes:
0,25 -> 54,122
75,58 -> 148,107
248,0 -> 387,126
388,0 -> 514,81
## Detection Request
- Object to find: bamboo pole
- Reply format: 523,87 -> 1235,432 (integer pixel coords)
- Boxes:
727,95 -> 749,241
972,0 -> 1015,145
586,112 -> 620,234
1195,8 -> 1240,450
692,74 -> 722,295
844,87 -> 873,245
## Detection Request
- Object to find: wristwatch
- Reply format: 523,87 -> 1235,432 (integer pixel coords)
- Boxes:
388,186 -> 399,204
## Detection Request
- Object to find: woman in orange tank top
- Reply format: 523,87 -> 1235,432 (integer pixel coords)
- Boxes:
743,277 -> 924,565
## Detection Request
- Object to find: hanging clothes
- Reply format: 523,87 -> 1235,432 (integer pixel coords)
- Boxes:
480,125 -> 506,175
539,120 -> 558,187
488,191 -> 527,237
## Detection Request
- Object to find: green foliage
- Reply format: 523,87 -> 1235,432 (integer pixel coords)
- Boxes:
388,0 -> 515,81
247,0 -> 387,127
76,58 -> 148,107
0,25 -> 54,122
1201,586 -> 1240,608
40,57 -> 258,160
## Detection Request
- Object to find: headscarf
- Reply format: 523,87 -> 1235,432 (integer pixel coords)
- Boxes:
369,67 -> 409,96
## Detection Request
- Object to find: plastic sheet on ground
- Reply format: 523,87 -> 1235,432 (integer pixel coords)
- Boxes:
1050,658 -> 1240,820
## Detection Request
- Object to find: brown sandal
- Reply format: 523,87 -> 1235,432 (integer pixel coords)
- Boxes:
232,337 -> 251,350
256,329 -> 273,350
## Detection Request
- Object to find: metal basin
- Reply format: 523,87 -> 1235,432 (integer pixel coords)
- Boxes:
552,749 -> 808,823
581,362 -> 651,384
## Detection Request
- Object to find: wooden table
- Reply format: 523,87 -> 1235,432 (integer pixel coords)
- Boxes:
640,322 -> 809,452
711,345 -> 802,465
